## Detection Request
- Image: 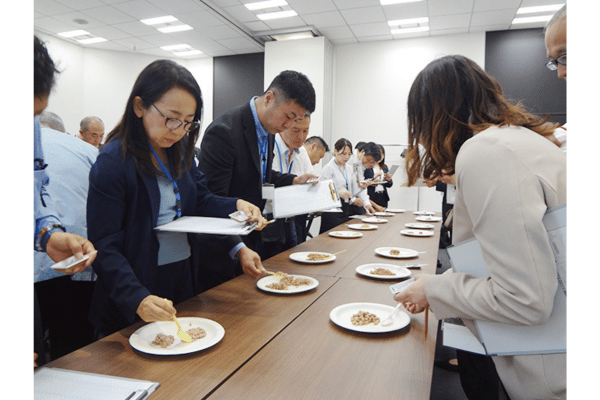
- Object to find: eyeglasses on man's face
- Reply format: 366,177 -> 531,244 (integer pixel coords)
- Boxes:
546,54 -> 566,71
151,103 -> 200,132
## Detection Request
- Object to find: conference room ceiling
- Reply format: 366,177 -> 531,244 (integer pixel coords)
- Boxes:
34,0 -> 560,59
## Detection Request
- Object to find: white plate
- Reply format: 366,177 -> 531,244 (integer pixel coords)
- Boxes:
329,302 -> 410,333
355,263 -> 411,280
362,217 -> 388,224
129,317 -> 224,355
375,247 -> 419,259
289,251 -> 336,264
329,231 -> 363,238
385,209 -> 405,213
374,212 -> 395,217
257,274 -> 319,294
413,211 -> 436,215
416,216 -> 443,222
405,223 -> 434,229
347,224 -> 378,230
401,229 -> 434,237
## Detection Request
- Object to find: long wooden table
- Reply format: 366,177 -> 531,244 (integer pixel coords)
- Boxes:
42,211 -> 441,399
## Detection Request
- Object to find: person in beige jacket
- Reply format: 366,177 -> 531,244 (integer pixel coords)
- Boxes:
396,55 -> 566,400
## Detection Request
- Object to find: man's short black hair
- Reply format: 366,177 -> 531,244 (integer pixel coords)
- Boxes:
305,136 -> 329,152
266,70 -> 316,114
34,35 -> 60,97
361,142 -> 382,161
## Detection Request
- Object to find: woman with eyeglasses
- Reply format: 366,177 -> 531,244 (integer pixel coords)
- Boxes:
87,60 -> 266,337
394,55 -> 566,399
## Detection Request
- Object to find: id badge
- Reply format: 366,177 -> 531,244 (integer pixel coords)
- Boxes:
262,183 -> 274,200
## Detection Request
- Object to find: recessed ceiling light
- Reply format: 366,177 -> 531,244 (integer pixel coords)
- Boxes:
77,37 -> 108,44
388,17 -> 428,27
381,0 -> 424,5
245,0 -> 288,10
512,15 -> 553,24
391,26 -> 429,34
516,4 -> 564,14
257,10 -> 298,20
160,44 -> 191,51
157,24 -> 193,33
141,15 -> 178,25
58,30 -> 90,38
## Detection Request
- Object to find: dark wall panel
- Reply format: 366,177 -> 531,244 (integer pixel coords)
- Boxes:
213,53 -> 264,120
485,28 -> 566,125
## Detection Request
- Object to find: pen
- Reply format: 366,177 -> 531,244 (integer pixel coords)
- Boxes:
125,389 -> 148,400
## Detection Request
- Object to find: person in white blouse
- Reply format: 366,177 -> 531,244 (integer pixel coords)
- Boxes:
348,142 -> 382,214
319,138 -> 364,233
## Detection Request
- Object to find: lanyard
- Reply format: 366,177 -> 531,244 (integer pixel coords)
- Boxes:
258,136 -> 269,182
335,162 -> 349,189
148,143 -> 182,219
274,140 -> 294,174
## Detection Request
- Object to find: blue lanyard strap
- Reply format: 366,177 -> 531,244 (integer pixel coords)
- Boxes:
274,140 -> 294,174
258,136 -> 268,182
336,162 -> 349,189
148,143 -> 182,219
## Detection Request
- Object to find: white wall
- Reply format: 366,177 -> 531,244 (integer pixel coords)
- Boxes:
35,31 -> 214,142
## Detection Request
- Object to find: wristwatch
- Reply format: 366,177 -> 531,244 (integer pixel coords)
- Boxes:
35,223 -> 66,252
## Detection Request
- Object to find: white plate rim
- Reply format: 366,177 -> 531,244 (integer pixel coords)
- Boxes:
362,217 -> 388,223
374,212 -> 395,217
413,211 -> 436,215
329,302 -> 410,333
257,274 -> 319,294
415,216 -> 443,222
385,209 -> 405,213
129,317 -> 225,355
355,263 -> 411,280
374,247 -> 419,259
289,251 -> 336,263
400,229 -> 434,237
405,223 -> 434,229
328,231 -> 364,238
347,224 -> 378,230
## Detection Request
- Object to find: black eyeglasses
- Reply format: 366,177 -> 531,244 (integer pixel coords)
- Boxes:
545,54 -> 566,71
151,103 -> 200,132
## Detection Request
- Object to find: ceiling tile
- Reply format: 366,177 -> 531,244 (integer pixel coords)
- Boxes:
332,0 -> 381,10
358,34 -> 393,42
112,20 -> 159,36
427,0 -> 474,17
381,2 -> 428,20
286,0 -> 338,14
429,13 -> 472,30
219,36 -> 262,50
35,16 -> 79,33
111,36 -> 156,50
301,11 -> 347,29
471,9 -> 515,27
473,0 -> 521,12
55,0 -> 105,9
147,0 -> 207,14
262,16 -> 307,30
85,24 -> 134,40
350,21 -> 392,38
222,5 -> 261,23
50,11 -> 108,29
35,0 -> 75,15
181,10 -> 226,28
82,5 -> 136,25
111,0 -> 169,20
340,6 -> 386,25
244,21 -> 272,31
318,25 -> 355,40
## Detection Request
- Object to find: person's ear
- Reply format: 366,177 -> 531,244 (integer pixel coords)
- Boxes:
133,96 -> 145,118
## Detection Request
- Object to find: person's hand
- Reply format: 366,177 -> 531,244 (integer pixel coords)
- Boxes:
393,274 -> 431,313
339,189 -> 352,200
371,202 -> 385,213
34,353 -> 38,368
136,295 -> 176,323
236,199 -> 268,230
364,204 -> 375,215
384,173 -> 392,181
359,179 -> 370,189
46,232 -> 97,274
293,173 -> 319,184
352,198 -> 364,207
236,246 -> 266,278
423,178 -> 437,188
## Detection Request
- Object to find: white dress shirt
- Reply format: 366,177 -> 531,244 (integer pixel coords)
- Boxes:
272,133 -> 314,175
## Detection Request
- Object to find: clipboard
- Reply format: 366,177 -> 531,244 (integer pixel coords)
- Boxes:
272,179 -> 342,219
155,216 -> 257,235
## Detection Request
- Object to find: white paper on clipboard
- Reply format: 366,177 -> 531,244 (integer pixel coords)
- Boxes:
155,216 -> 257,235
387,164 -> 399,177
272,179 -> 342,219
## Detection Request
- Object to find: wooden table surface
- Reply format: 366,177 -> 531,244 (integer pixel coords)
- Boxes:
42,210 -> 442,400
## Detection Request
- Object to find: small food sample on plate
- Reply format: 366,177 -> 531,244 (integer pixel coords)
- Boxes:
152,333 -> 175,348
370,267 -> 395,276
351,311 -> 380,326
187,327 -> 206,341
390,249 -> 400,255
266,274 -> 312,290
360,224 -> 372,228
306,253 -> 331,261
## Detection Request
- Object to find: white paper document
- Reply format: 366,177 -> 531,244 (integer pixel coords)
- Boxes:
155,216 -> 257,235
34,367 -> 160,400
272,179 -> 342,219
445,204 -> 566,356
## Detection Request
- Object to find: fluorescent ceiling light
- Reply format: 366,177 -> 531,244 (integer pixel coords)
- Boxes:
381,0 -> 424,5
245,0 -> 288,10
388,17 -> 428,26
512,15 -> 553,24
77,37 -> 108,44
271,32 -> 315,41
173,49 -> 203,56
57,30 -> 90,38
257,10 -> 298,20
158,24 -> 193,33
141,15 -> 178,25
391,26 -> 429,34
517,4 -> 564,14
160,44 -> 191,51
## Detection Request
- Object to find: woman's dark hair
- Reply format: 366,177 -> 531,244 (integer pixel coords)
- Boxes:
405,55 -> 557,186
105,59 -> 203,179
378,145 -> 387,170
360,142 -> 382,162
334,138 -> 353,153
34,36 -> 60,98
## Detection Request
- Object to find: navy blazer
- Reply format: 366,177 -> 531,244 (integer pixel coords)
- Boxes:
87,139 -> 238,335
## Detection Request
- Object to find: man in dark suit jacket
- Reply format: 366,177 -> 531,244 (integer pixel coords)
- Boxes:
197,71 -> 316,276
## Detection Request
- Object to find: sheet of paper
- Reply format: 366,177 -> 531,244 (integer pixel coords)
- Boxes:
155,216 -> 256,235
272,179 -> 342,219
34,367 -> 160,400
